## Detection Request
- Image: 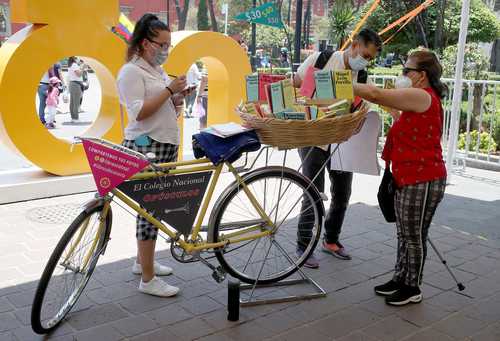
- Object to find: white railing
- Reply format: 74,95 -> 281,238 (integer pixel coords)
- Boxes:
369,75 -> 500,171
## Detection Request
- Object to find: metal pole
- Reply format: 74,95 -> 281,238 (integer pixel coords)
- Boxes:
293,0 -> 303,71
445,0 -> 470,182
251,0 -> 257,70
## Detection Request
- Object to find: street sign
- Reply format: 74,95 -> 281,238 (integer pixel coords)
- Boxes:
235,2 -> 283,28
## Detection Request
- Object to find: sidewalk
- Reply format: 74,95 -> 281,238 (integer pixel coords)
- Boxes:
0,164 -> 499,341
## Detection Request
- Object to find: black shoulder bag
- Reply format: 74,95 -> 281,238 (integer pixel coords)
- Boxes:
378,162 -> 396,223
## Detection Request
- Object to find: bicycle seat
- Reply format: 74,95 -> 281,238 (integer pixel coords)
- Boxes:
192,130 -> 261,165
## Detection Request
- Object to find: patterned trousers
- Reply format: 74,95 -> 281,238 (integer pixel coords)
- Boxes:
122,139 -> 179,241
393,178 -> 446,287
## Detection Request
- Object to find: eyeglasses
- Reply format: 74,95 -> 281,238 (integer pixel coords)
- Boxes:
147,38 -> 171,50
402,67 -> 422,75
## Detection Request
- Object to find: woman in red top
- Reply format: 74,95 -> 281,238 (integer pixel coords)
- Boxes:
353,50 -> 447,306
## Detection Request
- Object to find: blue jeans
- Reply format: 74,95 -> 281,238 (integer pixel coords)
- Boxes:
37,83 -> 49,124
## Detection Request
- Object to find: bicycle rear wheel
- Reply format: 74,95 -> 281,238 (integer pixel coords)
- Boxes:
210,167 -> 323,285
31,201 -> 112,334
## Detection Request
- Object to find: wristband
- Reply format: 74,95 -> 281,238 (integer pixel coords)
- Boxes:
165,86 -> 173,96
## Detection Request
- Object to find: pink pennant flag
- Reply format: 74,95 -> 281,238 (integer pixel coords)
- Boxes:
83,139 -> 150,196
299,66 -> 318,98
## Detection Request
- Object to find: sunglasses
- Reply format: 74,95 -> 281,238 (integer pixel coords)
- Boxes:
402,67 -> 422,75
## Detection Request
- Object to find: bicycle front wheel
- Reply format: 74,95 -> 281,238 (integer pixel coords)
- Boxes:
31,201 -> 112,334
210,167 -> 323,285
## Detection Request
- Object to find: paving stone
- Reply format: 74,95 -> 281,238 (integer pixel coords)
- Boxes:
86,282 -> 138,305
457,255 -> 500,276
307,306 -> 380,339
0,313 -> 21,333
423,269 -> 477,290
67,303 -> 129,331
365,242 -> 395,256
0,298 -> 14,314
12,307 -> 30,326
199,308 -> 253,331
359,298 -> 399,318
128,326 -> 178,341
268,325 -> 334,341
119,292 -> 181,315
420,284 -> 444,299
168,317 -> 217,341
109,315 -> 158,338
463,297 -> 500,324
222,320 -> 275,341
400,327 -> 455,341
73,324 -> 124,341
144,302 -> 194,326
254,310 -> 303,335
432,313 -> 489,339
311,274 -> 349,293
0,332 -> 14,341
469,321 -> 500,341
394,302 -> 450,327
349,262 -> 391,278
426,290 -> 474,313
362,314 -> 419,341
332,269 -> 370,285
334,330 -> 382,341
179,295 -> 223,316
196,332 -> 235,341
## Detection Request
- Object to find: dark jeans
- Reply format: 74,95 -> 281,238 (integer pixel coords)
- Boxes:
297,147 -> 353,249
37,83 -> 49,124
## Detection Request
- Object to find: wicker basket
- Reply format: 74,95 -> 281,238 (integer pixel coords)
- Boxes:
238,104 -> 369,149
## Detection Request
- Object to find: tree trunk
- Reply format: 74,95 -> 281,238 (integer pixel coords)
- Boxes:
434,0 -> 446,51
207,0 -> 218,32
174,0 -> 190,30
414,14 -> 428,47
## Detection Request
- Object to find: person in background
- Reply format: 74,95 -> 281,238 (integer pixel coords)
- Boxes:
293,28 -> 382,268
67,56 -> 84,123
354,49 -> 447,306
37,63 -> 65,125
117,13 -> 194,297
185,63 -> 201,118
195,71 -> 208,130
44,77 -> 61,129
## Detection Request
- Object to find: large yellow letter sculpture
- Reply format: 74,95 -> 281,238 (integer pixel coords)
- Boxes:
0,1 -> 251,176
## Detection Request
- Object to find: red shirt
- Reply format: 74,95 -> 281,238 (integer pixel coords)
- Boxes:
382,87 -> 447,187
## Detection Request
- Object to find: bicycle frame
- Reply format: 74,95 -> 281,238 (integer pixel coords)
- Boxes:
107,157 -> 275,254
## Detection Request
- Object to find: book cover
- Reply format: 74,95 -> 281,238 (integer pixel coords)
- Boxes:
299,66 -> 318,98
265,84 -> 274,113
270,82 -> 285,114
314,70 -> 335,100
281,79 -> 295,110
309,106 -> 318,120
283,112 -> 306,120
245,74 -> 260,102
333,70 -> 354,100
381,79 -> 395,112
244,103 -> 259,117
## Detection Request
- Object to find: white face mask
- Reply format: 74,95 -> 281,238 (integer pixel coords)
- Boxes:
395,75 -> 413,89
348,51 -> 369,71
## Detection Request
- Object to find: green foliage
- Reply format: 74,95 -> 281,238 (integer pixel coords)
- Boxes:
197,0 -> 210,31
358,0 -> 500,53
441,43 -> 489,80
241,25 -> 291,50
256,67 -> 291,75
458,130 -> 497,153
329,0 -> 355,48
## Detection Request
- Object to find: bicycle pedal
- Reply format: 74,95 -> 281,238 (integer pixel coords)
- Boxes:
212,267 -> 227,283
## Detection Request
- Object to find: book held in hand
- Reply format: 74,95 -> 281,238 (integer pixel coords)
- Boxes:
333,70 -> 354,100
314,70 -> 335,100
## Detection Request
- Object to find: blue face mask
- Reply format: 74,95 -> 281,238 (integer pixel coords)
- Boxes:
154,48 -> 169,66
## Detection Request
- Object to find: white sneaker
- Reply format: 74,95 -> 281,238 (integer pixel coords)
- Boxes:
138,277 -> 179,297
132,261 -> 173,276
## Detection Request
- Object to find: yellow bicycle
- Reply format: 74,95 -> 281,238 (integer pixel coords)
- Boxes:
31,137 -> 324,334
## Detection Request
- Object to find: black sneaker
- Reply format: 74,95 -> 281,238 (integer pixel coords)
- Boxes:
374,280 -> 401,296
385,285 -> 422,306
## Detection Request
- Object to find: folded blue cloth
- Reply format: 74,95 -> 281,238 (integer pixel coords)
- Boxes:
192,130 -> 261,165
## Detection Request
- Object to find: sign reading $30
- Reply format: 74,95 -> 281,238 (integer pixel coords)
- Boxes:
0,0 -> 251,175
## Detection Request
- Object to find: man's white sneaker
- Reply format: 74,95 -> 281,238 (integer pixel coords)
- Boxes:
138,277 -> 179,297
132,261 -> 173,276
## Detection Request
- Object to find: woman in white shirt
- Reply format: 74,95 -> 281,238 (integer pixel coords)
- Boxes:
117,13 -> 189,297
67,56 -> 84,122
